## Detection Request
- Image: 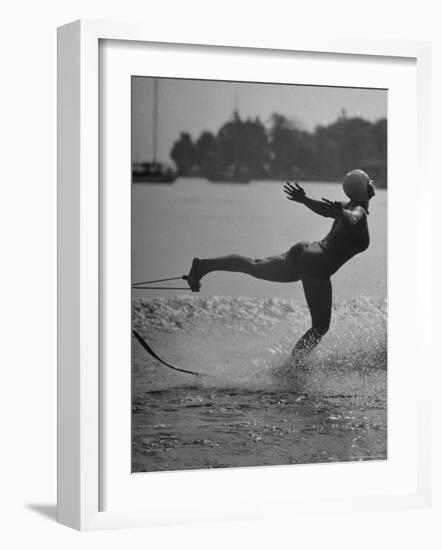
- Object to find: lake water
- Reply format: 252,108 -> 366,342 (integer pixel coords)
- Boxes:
131,178 -> 387,472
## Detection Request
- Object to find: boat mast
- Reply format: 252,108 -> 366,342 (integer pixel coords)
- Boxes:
234,87 -> 239,116
152,78 -> 158,164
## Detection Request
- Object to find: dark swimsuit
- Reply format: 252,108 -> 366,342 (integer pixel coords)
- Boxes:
287,202 -> 370,352
289,204 -> 370,281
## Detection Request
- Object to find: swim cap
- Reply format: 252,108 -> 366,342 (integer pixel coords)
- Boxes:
342,169 -> 371,202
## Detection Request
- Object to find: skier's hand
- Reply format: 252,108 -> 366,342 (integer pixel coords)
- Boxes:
284,182 -> 306,203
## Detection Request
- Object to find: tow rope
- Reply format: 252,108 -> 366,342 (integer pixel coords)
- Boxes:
132,329 -> 211,377
132,275 -> 198,292
132,274 -> 206,376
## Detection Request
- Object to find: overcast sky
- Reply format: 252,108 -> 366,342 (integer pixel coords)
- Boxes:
132,77 -> 387,164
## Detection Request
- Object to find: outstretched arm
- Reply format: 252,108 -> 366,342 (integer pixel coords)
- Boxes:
284,182 -> 336,218
303,196 -> 338,218
283,182 -> 365,224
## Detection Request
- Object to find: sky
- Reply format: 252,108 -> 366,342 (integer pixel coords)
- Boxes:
131,77 -> 387,164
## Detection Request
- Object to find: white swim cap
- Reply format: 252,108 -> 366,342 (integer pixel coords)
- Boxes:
342,169 -> 372,202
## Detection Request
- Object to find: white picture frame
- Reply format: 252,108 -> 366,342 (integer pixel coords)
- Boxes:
57,19 -> 432,531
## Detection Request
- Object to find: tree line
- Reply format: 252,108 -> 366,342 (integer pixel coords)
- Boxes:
170,111 -> 387,186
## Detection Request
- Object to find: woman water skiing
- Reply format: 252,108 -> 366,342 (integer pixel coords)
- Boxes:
185,169 -> 375,356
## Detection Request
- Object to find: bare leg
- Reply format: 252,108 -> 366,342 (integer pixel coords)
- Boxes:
293,277 -> 332,356
186,252 -> 299,290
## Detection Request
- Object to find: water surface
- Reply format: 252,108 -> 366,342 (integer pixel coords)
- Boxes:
131,179 -> 387,472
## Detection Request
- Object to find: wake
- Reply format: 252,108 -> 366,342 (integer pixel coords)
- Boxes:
132,295 -> 387,393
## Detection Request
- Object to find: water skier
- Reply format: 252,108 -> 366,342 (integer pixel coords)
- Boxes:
186,169 -> 375,356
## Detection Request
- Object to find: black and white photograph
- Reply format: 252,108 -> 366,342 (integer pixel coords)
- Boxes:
3,0 -> 437,542
131,76 -> 387,473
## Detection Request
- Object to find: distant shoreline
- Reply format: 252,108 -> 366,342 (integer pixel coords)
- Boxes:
171,175 -> 387,188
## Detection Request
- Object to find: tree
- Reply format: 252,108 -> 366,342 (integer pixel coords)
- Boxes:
241,116 -> 269,177
268,114 -> 315,179
214,112 -> 269,177
168,113 -> 388,185
170,133 -> 197,175
195,131 -> 218,175
372,118 -> 387,159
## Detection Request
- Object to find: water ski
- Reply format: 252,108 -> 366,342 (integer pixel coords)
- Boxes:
132,329 -> 210,377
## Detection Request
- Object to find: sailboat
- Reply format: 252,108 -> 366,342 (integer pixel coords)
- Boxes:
132,78 -> 177,184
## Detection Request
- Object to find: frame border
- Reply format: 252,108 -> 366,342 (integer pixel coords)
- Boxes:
57,19 -> 432,530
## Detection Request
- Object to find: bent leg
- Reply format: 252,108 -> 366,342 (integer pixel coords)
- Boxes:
187,252 -> 299,288
293,277 -> 332,355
